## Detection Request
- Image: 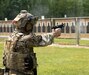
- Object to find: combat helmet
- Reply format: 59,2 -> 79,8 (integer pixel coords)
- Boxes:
13,10 -> 38,34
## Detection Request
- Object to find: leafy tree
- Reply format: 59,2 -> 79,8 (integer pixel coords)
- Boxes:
0,0 -> 89,20
83,0 -> 89,16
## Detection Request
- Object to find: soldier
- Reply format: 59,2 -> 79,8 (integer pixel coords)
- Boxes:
3,10 -> 61,75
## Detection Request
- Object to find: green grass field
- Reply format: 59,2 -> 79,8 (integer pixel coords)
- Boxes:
0,43 -> 4,68
54,38 -> 89,46
0,40 -> 89,75
34,47 -> 89,75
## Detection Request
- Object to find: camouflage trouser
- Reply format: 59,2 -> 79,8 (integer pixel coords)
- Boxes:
0,69 -> 34,75
0,69 -> 4,75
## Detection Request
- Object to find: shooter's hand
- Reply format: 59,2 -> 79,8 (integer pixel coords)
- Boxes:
52,28 -> 61,37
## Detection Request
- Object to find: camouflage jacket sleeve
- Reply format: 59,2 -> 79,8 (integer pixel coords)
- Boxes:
39,33 -> 54,46
19,33 -> 54,47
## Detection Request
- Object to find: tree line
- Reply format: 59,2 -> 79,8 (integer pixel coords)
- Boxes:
0,0 -> 89,20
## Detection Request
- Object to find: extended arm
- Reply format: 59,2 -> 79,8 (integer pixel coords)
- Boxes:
19,28 -> 61,47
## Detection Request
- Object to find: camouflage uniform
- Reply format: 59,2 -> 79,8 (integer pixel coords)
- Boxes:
3,10 -> 53,75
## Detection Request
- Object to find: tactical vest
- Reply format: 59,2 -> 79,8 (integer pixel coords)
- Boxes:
3,32 -> 37,75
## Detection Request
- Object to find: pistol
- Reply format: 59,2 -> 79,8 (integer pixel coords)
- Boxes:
51,23 -> 65,29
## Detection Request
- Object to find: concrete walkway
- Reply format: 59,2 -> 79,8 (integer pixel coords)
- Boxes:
50,43 -> 89,49
0,36 -> 8,38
